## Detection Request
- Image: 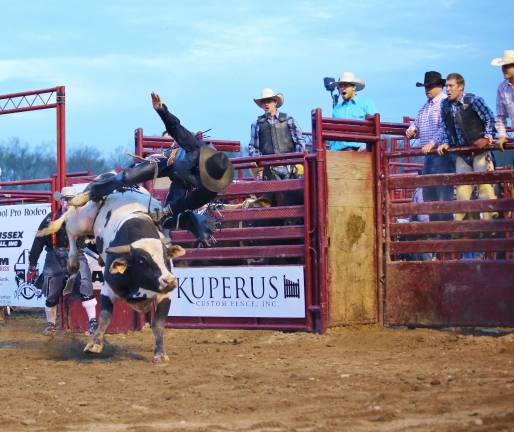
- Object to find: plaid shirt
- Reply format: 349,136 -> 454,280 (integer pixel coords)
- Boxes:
411,92 -> 445,146
248,111 -> 305,156
432,93 -> 496,147
495,79 -> 514,137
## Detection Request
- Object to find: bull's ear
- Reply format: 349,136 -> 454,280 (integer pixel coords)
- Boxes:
255,197 -> 272,208
109,258 -> 128,274
168,245 -> 186,258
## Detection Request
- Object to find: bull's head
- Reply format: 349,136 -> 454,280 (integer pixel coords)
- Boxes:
105,240 -> 185,294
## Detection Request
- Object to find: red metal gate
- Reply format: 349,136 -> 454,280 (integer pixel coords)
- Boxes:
382,143 -> 514,326
134,130 -> 325,332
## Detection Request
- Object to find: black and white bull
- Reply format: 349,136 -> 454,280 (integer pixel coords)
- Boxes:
37,186 -> 185,362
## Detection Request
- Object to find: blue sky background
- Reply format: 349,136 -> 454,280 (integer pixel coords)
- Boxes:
0,0 -> 512,157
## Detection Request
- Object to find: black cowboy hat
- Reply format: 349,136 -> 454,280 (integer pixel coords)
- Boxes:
199,146 -> 234,193
416,71 -> 446,88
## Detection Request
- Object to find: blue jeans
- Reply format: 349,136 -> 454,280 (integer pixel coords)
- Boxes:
422,154 -> 455,222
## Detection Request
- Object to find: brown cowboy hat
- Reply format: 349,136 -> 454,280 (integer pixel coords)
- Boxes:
199,146 -> 234,192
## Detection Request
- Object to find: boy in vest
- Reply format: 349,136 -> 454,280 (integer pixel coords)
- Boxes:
431,73 -> 497,221
248,88 -> 306,181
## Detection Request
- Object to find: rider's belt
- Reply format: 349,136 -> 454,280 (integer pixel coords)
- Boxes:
167,147 -> 179,167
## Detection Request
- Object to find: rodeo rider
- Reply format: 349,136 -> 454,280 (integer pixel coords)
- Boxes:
87,92 -> 234,246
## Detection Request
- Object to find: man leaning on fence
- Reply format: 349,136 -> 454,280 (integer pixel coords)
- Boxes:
430,73 -> 497,221
406,71 -> 454,222
491,50 -> 514,152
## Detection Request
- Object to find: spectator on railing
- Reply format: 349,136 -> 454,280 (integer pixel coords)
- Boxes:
27,187 -> 97,336
248,88 -> 305,181
329,72 -> 376,151
491,50 -> 514,151
406,71 -> 454,221
431,73 -> 497,221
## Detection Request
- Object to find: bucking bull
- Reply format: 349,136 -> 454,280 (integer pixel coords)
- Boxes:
37,180 -> 185,362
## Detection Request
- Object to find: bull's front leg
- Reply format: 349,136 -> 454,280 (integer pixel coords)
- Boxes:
152,293 -> 172,363
84,294 -> 113,354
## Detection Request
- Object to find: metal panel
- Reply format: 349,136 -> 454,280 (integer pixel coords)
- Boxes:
386,261 -> 514,326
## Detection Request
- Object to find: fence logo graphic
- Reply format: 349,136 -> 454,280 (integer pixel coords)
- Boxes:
13,249 -> 43,300
283,275 -> 301,299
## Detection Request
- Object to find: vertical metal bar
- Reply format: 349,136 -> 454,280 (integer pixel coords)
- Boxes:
302,152 -> 313,331
374,122 -> 385,326
134,128 -> 144,157
312,108 -> 328,333
56,86 -> 66,192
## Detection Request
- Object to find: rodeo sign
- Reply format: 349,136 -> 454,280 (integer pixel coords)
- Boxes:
0,203 -> 51,307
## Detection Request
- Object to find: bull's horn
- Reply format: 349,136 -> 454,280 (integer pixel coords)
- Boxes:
168,244 -> 186,258
106,245 -> 131,254
70,191 -> 91,207
36,207 -> 73,237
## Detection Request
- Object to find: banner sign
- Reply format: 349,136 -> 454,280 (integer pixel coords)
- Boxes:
170,266 -> 305,318
0,203 -> 51,307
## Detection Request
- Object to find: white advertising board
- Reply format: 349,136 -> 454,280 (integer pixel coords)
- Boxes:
170,266 -> 305,318
0,203 -> 51,307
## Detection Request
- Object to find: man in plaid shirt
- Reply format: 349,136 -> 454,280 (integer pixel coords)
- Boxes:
248,88 -> 305,181
430,73 -> 497,221
491,50 -> 514,151
406,71 -> 454,221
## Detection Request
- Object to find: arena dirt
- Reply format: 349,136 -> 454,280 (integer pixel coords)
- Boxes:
1,313 -> 513,432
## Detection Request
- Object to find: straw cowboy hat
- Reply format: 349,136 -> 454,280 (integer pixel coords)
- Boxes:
254,88 -> 284,108
335,72 -> 365,91
53,186 -> 77,202
199,145 -> 234,193
491,50 -> 514,66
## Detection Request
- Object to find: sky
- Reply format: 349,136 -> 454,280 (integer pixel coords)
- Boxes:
0,0 -> 512,158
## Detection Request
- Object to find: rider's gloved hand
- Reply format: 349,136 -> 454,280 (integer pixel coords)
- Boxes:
26,266 -> 37,283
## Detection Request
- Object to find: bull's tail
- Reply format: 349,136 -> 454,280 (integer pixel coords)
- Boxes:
36,207 -> 74,237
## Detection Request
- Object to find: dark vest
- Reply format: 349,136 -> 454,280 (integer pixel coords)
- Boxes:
443,94 -> 485,147
257,113 -> 295,155
455,94 -> 485,145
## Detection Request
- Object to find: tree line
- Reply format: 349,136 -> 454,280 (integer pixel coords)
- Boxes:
0,138 -> 133,189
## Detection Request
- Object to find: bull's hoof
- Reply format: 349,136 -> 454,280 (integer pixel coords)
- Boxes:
84,341 -> 104,354
67,258 -> 79,274
152,352 -> 170,363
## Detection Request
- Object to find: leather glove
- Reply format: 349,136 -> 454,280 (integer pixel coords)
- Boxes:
496,136 -> 507,152
89,172 -> 124,201
26,267 -> 37,283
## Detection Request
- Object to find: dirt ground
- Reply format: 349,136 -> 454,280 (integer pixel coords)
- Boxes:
0,312 -> 513,432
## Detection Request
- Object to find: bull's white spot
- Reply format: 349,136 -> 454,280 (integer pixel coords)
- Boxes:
130,238 -> 175,284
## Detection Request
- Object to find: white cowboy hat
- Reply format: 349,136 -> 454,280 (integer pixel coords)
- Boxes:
254,88 -> 284,108
335,72 -> 365,91
53,186 -> 76,202
491,50 -> 514,66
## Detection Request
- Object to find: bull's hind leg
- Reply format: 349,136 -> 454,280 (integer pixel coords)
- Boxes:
84,289 -> 115,354
152,293 -> 172,363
